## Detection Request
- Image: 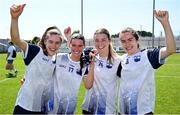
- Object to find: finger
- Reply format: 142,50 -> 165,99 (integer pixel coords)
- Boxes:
21,4 -> 26,10
67,27 -> 71,33
93,49 -> 98,55
157,10 -> 167,17
68,27 -> 71,32
154,10 -> 158,18
64,27 -> 70,33
11,5 -> 20,12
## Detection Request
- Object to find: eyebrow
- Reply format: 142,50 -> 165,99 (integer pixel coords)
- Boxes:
128,37 -> 134,40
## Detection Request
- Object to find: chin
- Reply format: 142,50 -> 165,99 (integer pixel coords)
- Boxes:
126,51 -> 132,55
48,52 -> 56,56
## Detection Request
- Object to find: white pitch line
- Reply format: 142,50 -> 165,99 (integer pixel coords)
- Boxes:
0,74 -> 23,83
0,78 -> 10,83
157,75 -> 180,78
164,64 -> 180,66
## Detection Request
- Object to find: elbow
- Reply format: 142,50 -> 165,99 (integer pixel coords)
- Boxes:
11,37 -> 21,46
11,39 -> 16,44
170,51 -> 176,55
171,49 -> 176,54
167,45 -> 176,55
170,47 -> 176,54
168,49 -> 176,55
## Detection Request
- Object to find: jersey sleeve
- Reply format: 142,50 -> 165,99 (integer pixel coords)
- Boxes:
116,62 -> 122,78
147,48 -> 165,69
23,44 -> 40,65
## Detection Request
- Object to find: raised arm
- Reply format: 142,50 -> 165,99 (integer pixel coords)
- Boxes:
154,10 -> 176,59
10,4 -> 27,53
64,26 -> 71,48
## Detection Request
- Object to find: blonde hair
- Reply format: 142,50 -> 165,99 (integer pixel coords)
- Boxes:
94,28 -> 117,64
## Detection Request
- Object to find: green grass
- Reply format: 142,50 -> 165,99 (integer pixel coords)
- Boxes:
0,53 -> 25,113
155,54 -> 180,114
0,53 -> 180,114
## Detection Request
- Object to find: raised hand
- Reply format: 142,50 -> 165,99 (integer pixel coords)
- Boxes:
64,26 -> 71,48
64,27 -> 71,40
10,4 -> 27,53
154,10 -> 169,25
89,49 -> 98,63
154,10 -> 176,59
10,4 -> 26,19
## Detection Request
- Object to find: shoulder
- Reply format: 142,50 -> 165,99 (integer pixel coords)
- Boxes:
146,48 -> 163,69
23,44 -> 41,65
56,53 -> 69,62
120,53 -> 128,60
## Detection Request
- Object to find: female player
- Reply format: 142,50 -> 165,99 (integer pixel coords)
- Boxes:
49,32 -> 96,114
10,4 -> 64,114
81,28 -> 121,114
117,10 -> 176,114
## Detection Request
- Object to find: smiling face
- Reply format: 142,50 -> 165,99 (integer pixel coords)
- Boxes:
44,34 -> 62,56
39,26 -> 63,56
120,31 -> 140,55
69,34 -> 85,61
94,33 -> 110,56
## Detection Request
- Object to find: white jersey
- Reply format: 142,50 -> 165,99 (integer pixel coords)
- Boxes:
82,55 -> 121,114
50,53 -> 88,114
118,49 -> 165,114
7,45 -> 16,60
15,44 -> 56,112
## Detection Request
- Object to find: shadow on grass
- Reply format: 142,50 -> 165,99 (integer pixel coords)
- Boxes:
5,73 -> 17,78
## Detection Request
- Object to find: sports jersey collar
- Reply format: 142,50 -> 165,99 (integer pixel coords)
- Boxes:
96,54 -> 107,61
68,54 -> 80,64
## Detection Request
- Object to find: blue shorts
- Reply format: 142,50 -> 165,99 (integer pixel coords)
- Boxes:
7,60 -> 14,64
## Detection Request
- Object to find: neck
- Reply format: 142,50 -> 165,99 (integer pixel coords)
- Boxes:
99,50 -> 109,58
128,48 -> 140,56
69,53 -> 80,62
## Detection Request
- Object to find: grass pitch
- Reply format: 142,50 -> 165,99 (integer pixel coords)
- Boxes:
0,53 -> 180,114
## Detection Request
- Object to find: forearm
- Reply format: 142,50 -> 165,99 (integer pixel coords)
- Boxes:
11,18 -> 26,52
162,21 -> 176,57
84,64 -> 94,89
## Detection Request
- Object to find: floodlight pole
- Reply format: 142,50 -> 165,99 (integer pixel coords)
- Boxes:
81,0 -> 83,35
152,0 -> 155,48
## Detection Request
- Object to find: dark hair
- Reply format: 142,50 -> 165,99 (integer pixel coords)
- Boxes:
119,27 -> 140,48
94,28 -> 116,64
70,33 -> 86,72
70,33 -> 85,45
39,26 -> 63,55
8,41 -> 14,45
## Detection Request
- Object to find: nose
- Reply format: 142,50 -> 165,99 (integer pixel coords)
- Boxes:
52,42 -> 60,50
96,41 -> 103,47
124,41 -> 130,47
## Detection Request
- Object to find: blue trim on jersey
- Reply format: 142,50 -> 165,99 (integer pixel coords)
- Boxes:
24,44 -> 40,65
116,62 -> 122,78
147,48 -> 163,69
87,91 -> 107,114
97,95 -> 106,114
123,92 -> 138,114
57,98 -> 77,114
88,93 -> 98,114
